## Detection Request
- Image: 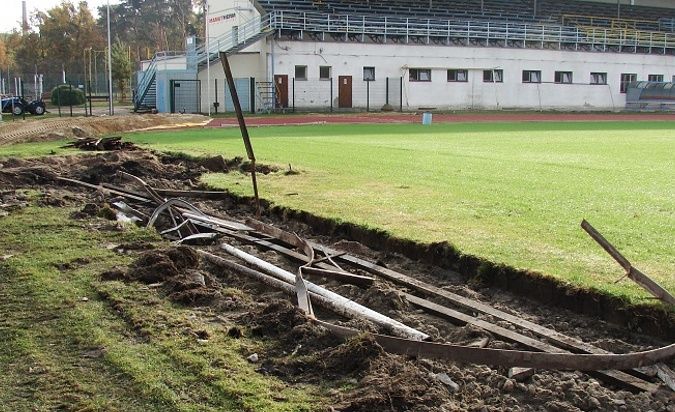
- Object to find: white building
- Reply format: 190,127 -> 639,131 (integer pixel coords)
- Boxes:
135,0 -> 675,113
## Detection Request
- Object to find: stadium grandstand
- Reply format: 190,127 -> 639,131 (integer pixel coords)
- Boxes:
134,0 -> 675,113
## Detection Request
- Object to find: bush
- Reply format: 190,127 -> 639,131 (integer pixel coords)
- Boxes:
50,85 -> 85,106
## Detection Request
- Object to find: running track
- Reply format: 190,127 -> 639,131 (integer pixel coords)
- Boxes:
207,112 -> 675,127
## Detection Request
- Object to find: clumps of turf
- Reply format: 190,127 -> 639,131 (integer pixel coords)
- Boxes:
100,246 -> 222,306
249,300 -> 453,411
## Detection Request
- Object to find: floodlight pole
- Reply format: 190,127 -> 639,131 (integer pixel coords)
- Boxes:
107,0 -> 114,115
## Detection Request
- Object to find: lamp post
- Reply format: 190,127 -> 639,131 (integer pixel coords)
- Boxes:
107,0 -> 113,115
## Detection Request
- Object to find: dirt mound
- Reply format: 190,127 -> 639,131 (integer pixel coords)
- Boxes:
0,166 -> 58,188
101,246 -> 222,306
334,354 -> 452,412
0,114 -> 207,146
250,300 -> 311,337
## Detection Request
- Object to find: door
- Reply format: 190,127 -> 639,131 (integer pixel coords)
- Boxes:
274,74 -> 288,108
170,80 -> 201,114
338,76 -> 352,108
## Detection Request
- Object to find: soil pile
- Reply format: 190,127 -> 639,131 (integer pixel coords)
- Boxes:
0,114 -> 208,146
101,246 -> 222,306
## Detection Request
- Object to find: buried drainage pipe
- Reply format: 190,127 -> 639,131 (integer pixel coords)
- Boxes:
219,242 -> 429,341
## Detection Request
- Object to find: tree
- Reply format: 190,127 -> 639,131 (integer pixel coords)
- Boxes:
111,39 -> 132,101
30,1 -> 104,84
100,0 -> 201,64
0,38 -> 9,69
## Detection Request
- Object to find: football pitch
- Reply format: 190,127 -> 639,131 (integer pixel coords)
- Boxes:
127,120 -> 671,303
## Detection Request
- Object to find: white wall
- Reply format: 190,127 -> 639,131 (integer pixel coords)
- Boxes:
198,52 -> 266,111
264,41 -> 675,110
207,0 -> 260,41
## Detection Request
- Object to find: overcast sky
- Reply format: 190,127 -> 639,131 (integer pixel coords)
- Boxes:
1,0 -> 121,33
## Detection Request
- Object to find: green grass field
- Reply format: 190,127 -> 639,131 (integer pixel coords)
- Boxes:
0,205 -> 319,410
2,120 -> 673,304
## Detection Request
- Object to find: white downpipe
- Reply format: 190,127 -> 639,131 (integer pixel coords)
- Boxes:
220,243 -> 429,341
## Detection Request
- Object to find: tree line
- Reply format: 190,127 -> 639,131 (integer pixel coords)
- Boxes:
0,0 -> 205,98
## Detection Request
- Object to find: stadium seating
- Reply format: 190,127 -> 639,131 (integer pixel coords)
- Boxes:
258,0 -> 675,31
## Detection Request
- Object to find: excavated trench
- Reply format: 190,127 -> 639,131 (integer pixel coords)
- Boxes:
1,148 -> 674,411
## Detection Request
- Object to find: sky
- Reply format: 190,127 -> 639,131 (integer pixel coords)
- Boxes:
1,0 -> 121,33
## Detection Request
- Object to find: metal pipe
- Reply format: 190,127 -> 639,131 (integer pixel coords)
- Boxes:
220,242 -> 429,341
106,0 -> 113,115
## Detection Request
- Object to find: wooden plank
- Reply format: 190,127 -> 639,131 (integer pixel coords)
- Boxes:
655,364 -> 675,392
405,294 -> 657,392
581,219 -> 675,306
154,188 -> 231,200
405,294 -> 563,353
301,266 -> 374,288
56,177 -> 152,203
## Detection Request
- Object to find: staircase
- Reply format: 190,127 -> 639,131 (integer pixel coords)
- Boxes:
135,71 -> 156,111
256,81 -> 275,113
134,14 -> 274,112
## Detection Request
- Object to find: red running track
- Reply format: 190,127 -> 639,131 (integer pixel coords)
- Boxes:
207,112 -> 675,127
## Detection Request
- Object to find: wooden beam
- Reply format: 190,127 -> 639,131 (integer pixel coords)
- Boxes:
301,266 -> 374,288
582,220 -> 674,306
405,294 -> 657,392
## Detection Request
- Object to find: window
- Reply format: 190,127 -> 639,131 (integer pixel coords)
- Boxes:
620,73 -> 637,93
295,65 -> 307,81
672,75 -> 675,83
590,72 -> 607,85
447,69 -> 468,82
554,71 -> 573,84
522,70 -> 541,83
648,74 -> 664,82
363,66 -> 375,81
483,69 -> 503,83
319,66 -> 331,80
409,68 -> 432,82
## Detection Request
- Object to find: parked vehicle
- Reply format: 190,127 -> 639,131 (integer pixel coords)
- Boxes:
0,96 -> 46,116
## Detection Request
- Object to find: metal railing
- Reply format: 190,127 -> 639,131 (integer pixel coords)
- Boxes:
137,8 -> 675,108
270,10 -> 675,51
195,14 -> 273,66
136,51 -> 186,106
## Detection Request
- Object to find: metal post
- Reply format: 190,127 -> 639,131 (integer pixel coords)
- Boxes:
106,0 -> 113,116
57,86 -> 62,117
399,77 -> 403,112
330,77 -> 333,112
292,77 -> 296,113
83,82 -> 88,116
69,83 -> 73,117
88,80 -> 93,115
249,77 -> 255,114
386,77 -> 390,105
617,0 -> 621,20
214,78 -> 219,114
220,52 -> 260,216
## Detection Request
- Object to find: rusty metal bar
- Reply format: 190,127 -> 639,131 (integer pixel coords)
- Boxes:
317,319 -> 675,372
220,52 -> 260,216
582,219 -> 674,306
301,266 -> 374,288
